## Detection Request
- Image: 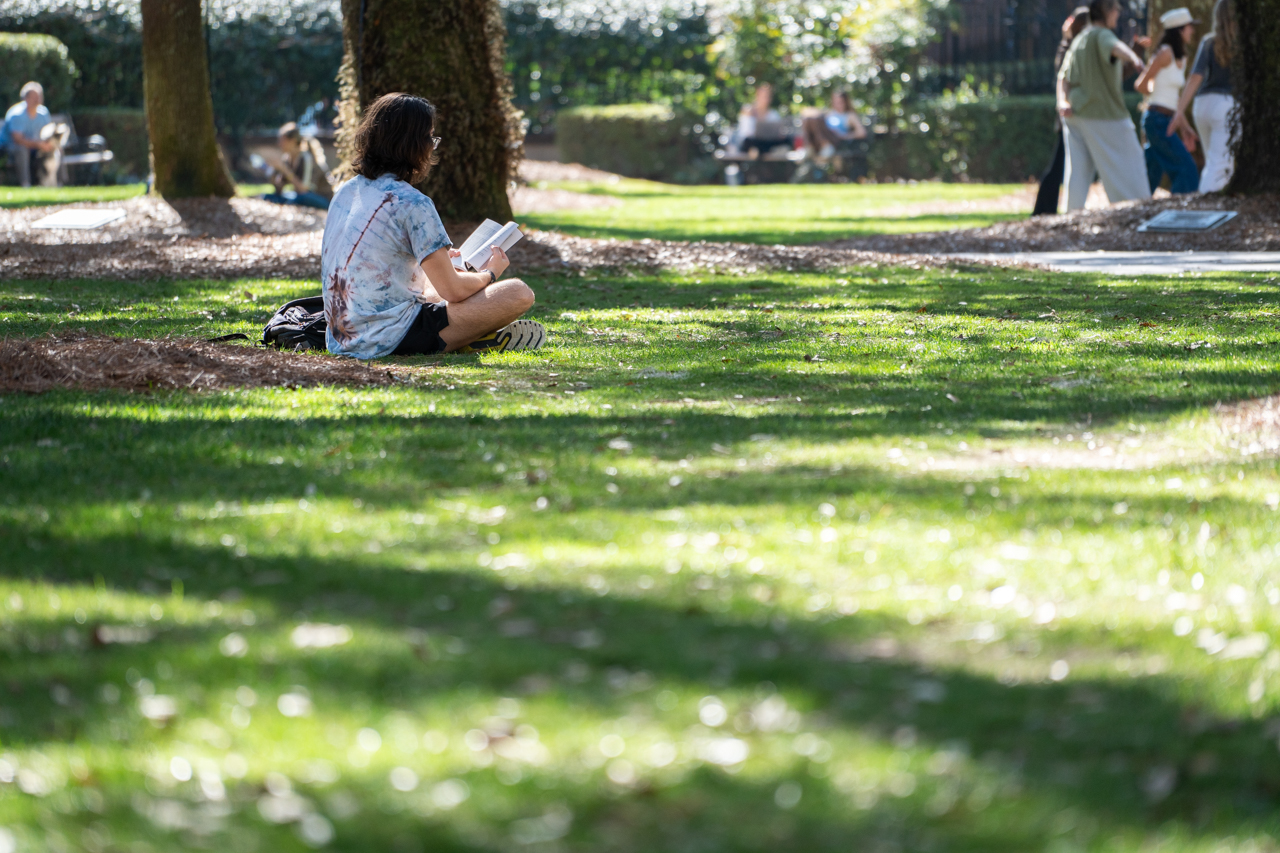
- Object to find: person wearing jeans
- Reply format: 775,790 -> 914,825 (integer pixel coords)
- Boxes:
1057,0 -> 1152,211
1134,7 -> 1200,194
1169,0 -> 1237,192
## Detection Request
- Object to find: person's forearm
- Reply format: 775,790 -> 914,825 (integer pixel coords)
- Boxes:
1175,74 -> 1203,115
1112,42 -> 1141,67
422,257 -> 495,303
1057,78 -> 1072,108
11,132 -> 36,150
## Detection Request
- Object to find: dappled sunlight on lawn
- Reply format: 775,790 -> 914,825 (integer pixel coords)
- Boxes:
2,265 -> 1280,851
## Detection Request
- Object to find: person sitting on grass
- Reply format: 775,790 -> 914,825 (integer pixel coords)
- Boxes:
4,82 -> 60,188
321,92 -> 544,360
261,122 -> 333,210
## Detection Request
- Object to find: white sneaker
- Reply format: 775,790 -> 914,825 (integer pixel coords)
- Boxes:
460,319 -> 546,353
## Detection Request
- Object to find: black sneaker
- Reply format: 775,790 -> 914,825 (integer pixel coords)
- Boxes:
460,319 -> 546,353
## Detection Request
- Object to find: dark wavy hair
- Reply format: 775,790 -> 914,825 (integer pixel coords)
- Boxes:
1088,0 -> 1118,23
350,93 -> 439,184
1159,22 -> 1188,60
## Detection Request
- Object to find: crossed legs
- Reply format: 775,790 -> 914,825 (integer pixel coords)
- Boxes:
434,278 -> 536,353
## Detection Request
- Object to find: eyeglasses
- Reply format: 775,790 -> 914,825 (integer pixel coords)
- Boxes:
431,136 -> 442,148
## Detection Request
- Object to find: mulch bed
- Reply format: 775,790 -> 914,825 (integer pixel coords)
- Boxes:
1,179 -> 1274,282
0,335 -> 400,393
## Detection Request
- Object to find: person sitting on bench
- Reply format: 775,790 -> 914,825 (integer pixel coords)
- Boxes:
321,92 -> 544,359
261,122 -> 333,210
734,84 -> 793,156
800,91 -> 868,160
4,82 -> 60,188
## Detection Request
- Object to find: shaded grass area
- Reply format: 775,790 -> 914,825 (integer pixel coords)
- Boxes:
2,266 -> 1280,852
520,179 -> 1029,244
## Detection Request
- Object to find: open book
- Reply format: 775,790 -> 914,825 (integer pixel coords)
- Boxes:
451,219 -> 524,271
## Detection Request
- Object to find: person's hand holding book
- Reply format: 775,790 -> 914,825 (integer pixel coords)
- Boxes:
478,246 -> 510,281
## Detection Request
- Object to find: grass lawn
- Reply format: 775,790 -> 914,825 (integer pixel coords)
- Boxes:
0,183 -> 275,209
520,179 -> 1030,244
2,265 -> 1280,852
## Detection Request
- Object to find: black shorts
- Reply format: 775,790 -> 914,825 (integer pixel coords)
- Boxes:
393,302 -> 451,355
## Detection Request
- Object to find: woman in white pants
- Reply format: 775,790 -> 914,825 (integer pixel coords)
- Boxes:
1168,0 -> 1237,192
1056,0 -> 1151,210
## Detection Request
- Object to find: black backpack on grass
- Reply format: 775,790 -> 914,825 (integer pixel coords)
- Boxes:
263,296 -> 327,351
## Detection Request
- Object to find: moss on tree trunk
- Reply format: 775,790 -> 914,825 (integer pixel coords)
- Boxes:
336,0 -> 521,221
1227,0 -> 1280,193
140,0 -> 235,198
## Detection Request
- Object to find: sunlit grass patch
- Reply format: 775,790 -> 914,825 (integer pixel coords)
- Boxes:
521,179 -> 1030,244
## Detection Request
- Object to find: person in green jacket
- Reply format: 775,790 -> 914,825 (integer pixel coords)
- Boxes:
1057,0 -> 1152,210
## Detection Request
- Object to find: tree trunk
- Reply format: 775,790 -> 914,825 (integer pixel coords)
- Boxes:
140,0 -> 236,198
1226,0 -> 1280,193
336,0 -> 521,221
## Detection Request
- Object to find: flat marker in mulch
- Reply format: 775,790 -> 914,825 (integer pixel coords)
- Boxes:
31,209 -> 126,230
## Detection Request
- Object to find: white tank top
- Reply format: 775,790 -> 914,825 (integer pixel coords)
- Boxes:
1149,57 -> 1185,110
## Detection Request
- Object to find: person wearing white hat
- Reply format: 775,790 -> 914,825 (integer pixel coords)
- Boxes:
1134,7 -> 1200,194
1168,0 -> 1238,191
1057,0 -> 1151,210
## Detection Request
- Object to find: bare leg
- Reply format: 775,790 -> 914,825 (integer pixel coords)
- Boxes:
437,278 -> 536,352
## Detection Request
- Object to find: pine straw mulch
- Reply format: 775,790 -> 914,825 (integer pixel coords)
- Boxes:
0,334 -> 402,394
828,190 -> 1280,254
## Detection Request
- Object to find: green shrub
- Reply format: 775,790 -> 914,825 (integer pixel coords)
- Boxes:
867,94 -> 1144,183
0,32 -> 76,110
556,104 -> 701,181
72,107 -> 146,180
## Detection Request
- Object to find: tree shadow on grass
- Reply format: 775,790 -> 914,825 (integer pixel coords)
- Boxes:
1,526 -> 1278,852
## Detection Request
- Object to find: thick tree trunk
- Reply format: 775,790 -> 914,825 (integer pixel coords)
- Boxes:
140,0 -> 235,198
336,0 -> 521,221
1226,0 -> 1280,193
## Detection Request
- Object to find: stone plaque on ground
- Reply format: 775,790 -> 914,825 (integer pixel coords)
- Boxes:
1137,210 -> 1237,233
31,208 -> 126,230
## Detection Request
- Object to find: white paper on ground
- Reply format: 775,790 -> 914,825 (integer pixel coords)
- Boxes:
31,208 -> 127,230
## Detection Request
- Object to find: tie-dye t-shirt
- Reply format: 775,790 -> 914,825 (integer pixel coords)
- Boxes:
320,174 -> 452,359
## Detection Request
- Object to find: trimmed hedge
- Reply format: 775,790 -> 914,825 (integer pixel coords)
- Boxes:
72,107 -> 146,180
868,94 -> 1145,183
0,31 -> 75,110
556,104 -> 702,182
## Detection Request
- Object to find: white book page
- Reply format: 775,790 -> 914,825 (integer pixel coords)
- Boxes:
452,219 -> 502,269
462,221 -> 523,270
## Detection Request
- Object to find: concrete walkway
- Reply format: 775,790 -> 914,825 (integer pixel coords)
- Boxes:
955,251 -> 1280,275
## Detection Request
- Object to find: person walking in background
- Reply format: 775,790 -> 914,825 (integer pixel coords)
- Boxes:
1056,0 -> 1151,211
4,82 -> 59,188
1135,7 -> 1200,195
261,122 -> 334,210
1168,0 -> 1236,192
1032,6 -> 1092,215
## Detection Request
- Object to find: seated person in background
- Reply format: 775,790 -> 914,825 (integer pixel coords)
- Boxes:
322,92 -> 543,360
5,82 -> 60,188
734,84 -> 792,155
261,122 -> 333,210
801,91 -> 868,159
